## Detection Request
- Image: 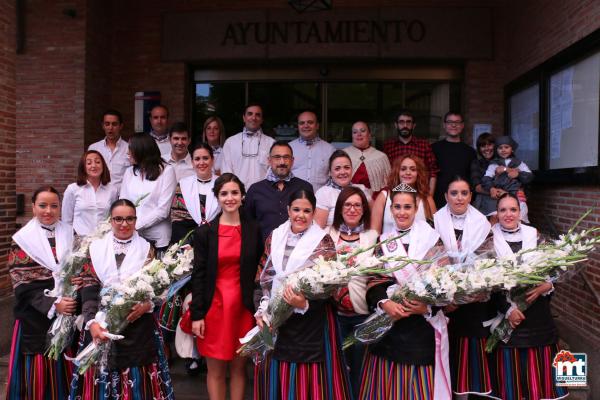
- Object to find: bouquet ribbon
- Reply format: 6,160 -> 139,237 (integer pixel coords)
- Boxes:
482,312 -> 504,332
426,310 -> 452,400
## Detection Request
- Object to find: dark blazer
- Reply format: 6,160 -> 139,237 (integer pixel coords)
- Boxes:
190,212 -> 263,321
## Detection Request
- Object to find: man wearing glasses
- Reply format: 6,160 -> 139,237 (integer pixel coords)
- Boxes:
383,109 -> 439,194
431,111 -> 477,208
221,103 -> 275,187
289,110 -> 335,191
244,141 -> 313,241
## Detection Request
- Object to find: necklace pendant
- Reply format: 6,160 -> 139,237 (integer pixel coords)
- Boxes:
359,155 -> 365,161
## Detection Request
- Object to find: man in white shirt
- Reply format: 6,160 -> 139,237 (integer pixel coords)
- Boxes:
148,104 -> 172,157
221,103 -> 275,187
165,122 -> 194,181
88,109 -> 130,190
289,110 -> 335,191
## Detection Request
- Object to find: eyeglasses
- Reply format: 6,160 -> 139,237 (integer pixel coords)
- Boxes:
242,135 -> 261,158
112,216 -> 137,225
445,120 -> 464,126
343,202 -> 363,210
270,154 -> 292,161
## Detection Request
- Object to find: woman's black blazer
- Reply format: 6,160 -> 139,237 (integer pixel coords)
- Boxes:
190,212 -> 264,321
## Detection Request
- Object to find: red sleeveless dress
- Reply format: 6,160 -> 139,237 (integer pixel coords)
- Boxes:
197,224 -> 255,360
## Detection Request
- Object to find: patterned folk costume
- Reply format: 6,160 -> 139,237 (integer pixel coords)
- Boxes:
360,219 -> 445,400
489,223 -> 568,400
434,204 -> 496,397
69,231 -> 174,399
254,221 -> 352,400
6,218 -> 74,400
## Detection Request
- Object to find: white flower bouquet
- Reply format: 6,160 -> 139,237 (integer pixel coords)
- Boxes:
46,193 -> 150,360
485,212 -> 600,352
238,236 -> 433,363
342,248 -> 506,349
69,232 -> 194,374
45,219 -> 112,360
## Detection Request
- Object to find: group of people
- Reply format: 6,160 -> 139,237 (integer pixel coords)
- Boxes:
5,103 -> 563,400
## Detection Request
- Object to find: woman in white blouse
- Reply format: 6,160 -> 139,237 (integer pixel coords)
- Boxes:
203,116 -> 225,176
120,133 -> 177,252
314,150 -> 369,228
62,150 -> 118,236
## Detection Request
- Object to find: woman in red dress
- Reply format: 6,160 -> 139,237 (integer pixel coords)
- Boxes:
191,173 -> 264,400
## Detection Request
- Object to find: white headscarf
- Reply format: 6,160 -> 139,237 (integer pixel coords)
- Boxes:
434,204 -> 490,254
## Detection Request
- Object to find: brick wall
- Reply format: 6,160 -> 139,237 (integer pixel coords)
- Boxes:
502,0 -> 600,347
0,0 -> 16,298
15,0 -> 86,226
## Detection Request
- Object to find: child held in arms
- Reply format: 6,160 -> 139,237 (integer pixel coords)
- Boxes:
482,136 -> 533,222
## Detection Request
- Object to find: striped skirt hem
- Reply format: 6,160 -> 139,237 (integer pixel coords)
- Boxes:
358,352 -> 434,400
490,343 -> 569,400
253,307 -> 352,400
6,320 -> 73,400
451,336 -> 493,395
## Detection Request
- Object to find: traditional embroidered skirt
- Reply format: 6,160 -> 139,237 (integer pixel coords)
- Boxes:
69,327 -> 174,400
489,344 -> 569,400
450,336 -> 494,396
253,308 -> 352,400
358,352 -> 434,400
6,320 -> 74,400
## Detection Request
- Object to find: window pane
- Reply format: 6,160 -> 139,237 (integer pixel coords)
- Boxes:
248,82 -> 321,140
193,83 -> 245,142
548,51 -> 600,169
327,83 -> 378,144
510,84 -> 540,170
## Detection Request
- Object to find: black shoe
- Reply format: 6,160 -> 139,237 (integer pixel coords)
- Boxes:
186,358 -> 202,376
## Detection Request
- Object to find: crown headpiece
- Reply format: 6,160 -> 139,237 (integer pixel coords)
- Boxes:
391,182 -> 417,193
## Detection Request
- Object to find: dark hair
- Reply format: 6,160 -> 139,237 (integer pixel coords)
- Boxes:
213,173 -> 246,198
243,103 -> 263,115
390,190 -> 418,206
332,187 -> 371,230
150,104 -> 169,117
297,110 -> 319,122
169,122 -> 189,137
128,133 -> 165,181
202,116 -> 225,146
394,109 -> 415,123
288,189 -> 316,210
32,186 -> 60,203
102,109 -> 123,124
444,111 -> 463,122
445,175 -> 472,193
110,198 -> 136,214
476,132 -> 495,158
328,149 -> 351,171
192,142 -> 214,159
497,192 -> 520,210
270,140 -> 293,155
77,150 -> 111,186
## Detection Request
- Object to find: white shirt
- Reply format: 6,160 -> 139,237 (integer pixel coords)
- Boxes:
62,182 -> 119,236
120,164 -> 177,248
166,153 -> 195,181
88,137 -> 130,189
315,184 -> 369,227
221,130 -> 275,188
289,137 -> 336,191
212,145 -> 223,174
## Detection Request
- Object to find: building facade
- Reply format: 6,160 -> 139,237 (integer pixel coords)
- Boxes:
0,0 -> 599,393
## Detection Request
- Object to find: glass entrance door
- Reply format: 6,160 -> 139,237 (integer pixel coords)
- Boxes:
192,65 -> 461,147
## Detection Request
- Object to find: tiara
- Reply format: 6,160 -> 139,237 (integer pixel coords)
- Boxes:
391,182 -> 417,193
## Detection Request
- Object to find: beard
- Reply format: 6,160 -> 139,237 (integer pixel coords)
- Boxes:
398,128 -> 413,138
